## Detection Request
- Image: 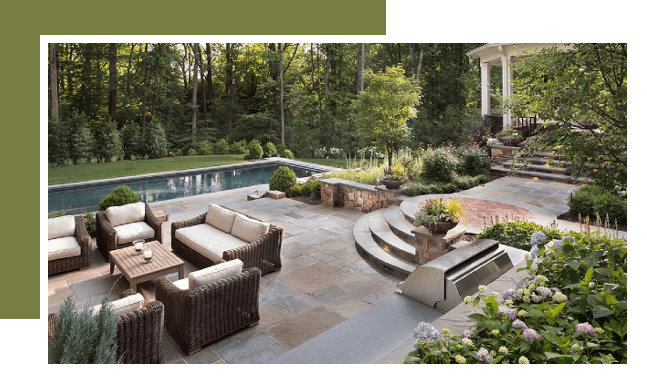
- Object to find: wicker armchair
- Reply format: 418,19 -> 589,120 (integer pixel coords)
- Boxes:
48,215 -> 92,276
155,268 -> 261,355
171,206 -> 283,275
48,289 -> 165,364
96,203 -> 162,260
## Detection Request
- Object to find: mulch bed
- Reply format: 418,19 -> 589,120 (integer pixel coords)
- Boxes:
557,211 -> 627,232
291,194 -> 321,206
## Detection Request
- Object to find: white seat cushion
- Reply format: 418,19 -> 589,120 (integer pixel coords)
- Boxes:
230,213 -> 270,243
106,202 -> 145,227
48,236 -> 81,261
205,204 -> 237,234
48,215 -> 76,240
188,259 -> 243,289
91,293 -> 144,317
114,222 -> 155,245
175,223 -> 248,262
172,277 -> 190,290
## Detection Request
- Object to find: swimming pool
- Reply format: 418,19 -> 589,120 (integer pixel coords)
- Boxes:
48,160 -> 329,215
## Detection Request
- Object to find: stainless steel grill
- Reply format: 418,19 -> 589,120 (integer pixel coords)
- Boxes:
396,239 -> 514,312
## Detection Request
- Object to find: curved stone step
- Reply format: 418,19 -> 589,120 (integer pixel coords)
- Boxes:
353,213 -> 416,278
368,210 -> 416,262
383,204 -> 416,242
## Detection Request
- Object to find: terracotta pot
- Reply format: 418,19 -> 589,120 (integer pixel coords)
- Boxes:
422,221 -> 458,233
379,178 -> 402,190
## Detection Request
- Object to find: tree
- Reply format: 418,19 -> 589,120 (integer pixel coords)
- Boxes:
192,43 -> 199,146
108,43 -> 117,119
507,43 -> 627,190
49,43 -> 59,121
353,65 -> 421,171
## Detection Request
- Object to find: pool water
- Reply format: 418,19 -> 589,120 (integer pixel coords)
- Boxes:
48,162 -> 325,215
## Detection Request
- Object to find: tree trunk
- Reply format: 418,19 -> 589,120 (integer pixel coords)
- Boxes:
49,43 -> 59,121
197,45 -> 207,121
108,43 -> 117,119
192,43 -> 199,146
142,43 -> 149,137
279,43 -> 285,144
357,43 -> 365,94
206,43 -> 214,110
324,48 -> 330,93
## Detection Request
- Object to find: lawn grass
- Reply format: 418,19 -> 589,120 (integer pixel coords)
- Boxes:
48,155 -> 247,185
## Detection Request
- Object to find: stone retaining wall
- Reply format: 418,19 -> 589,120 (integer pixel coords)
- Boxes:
489,143 -> 521,165
320,178 -> 405,213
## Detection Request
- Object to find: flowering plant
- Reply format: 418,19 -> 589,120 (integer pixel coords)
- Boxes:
413,198 -> 466,229
381,163 -> 408,181
405,232 -> 627,364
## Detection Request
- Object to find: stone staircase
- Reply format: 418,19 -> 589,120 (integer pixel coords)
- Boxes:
490,147 -> 594,184
354,202 -> 470,279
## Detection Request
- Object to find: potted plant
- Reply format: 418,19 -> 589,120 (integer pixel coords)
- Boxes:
380,163 -> 407,189
497,128 -> 524,146
413,198 -> 466,233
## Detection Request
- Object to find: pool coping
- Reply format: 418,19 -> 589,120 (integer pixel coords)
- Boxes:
48,157 -> 337,192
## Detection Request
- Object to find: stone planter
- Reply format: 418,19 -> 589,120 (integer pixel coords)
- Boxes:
422,221 -> 458,233
498,137 -> 523,146
379,178 -> 402,190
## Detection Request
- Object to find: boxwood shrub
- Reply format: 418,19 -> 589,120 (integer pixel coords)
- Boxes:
568,185 -> 626,223
269,166 -> 297,193
98,185 -> 140,211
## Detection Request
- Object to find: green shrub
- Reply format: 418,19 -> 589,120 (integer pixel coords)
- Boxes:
289,183 -> 303,197
49,295 -> 119,364
406,181 -> 457,196
455,145 -> 492,176
245,139 -> 264,160
421,147 -> 459,182
263,142 -> 278,158
187,148 -> 197,156
142,117 -> 168,158
121,121 -> 142,158
569,185 -> 626,223
215,138 -> 230,154
83,212 -> 97,237
94,119 -> 123,160
281,149 -> 295,159
197,139 -> 214,155
98,185 -> 140,211
230,140 -> 247,154
303,178 -> 321,196
477,221 -> 563,251
269,166 -> 297,193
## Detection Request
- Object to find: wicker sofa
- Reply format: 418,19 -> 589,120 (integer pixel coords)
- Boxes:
48,289 -> 165,364
171,204 -> 282,275
96,202 -> 163,260
48,215 -> 92,276
155,259 -> 261,355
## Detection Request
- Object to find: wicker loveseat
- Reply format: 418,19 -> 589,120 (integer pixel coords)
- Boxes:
48,215 -> 92,276
171,204 -> 282,275
96,202 -> 163,260
48,289 -> 165,364
155,259 -> 261,355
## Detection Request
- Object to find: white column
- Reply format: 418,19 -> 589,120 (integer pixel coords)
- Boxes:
501,54 -> 511,128
480,62 -> 491,116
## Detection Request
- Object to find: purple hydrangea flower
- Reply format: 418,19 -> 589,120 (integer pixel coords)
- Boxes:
530,245 -> 540,259
475,347 -> 493,363
462,330 -> 473,339
501,289 -> 517,301
536,286 -> 552,298
530,232 -> 547,246
530,292 -> 542,303
414,322 -> 440,343
522,328 -> 542,342
496,305 -> 516,320
512,319 -> 527,330
575,322 -> 595,335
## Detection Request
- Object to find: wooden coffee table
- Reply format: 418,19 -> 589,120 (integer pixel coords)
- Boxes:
109,241 -> 184,291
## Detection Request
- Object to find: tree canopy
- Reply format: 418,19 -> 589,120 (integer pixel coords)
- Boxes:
507,43 -> 627,189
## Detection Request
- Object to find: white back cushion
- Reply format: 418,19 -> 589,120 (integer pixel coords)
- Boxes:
230,214 -> 270,243
106,202 -> 145,227
188,259 -> 243,289
48,215 -> 76,240
205,204 -> 237,233
91,293 -> 144,317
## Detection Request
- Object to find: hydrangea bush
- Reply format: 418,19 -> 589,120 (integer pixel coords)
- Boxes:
405,232 -> 627,364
